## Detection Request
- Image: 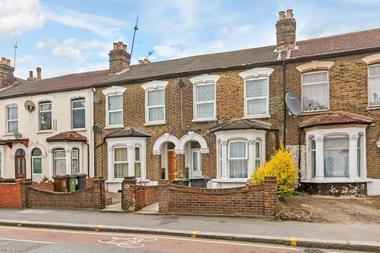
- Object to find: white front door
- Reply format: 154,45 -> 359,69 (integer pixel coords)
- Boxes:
191,149 -> 202,178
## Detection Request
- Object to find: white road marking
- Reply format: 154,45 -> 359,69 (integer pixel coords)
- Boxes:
0,237 -> 54,244
17,210 -> 51,214
98,236 -> 158,248
0,226 -> 298,251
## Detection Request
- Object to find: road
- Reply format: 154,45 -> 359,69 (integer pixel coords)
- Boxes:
0,226 -> 369,253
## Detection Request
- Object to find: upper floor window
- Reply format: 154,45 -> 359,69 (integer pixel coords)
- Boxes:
107,94 -> 123,126
228,140 -> 248,179
368,64 -> 380,106
72,98 -> 85,129
142,81 -> 168,125
190,74 -> 219,121
147,89 -> 165,123
39,101 -> 52,130
302,71 -> 329,112
245,77 -> 269,117
6,104 -> 18,133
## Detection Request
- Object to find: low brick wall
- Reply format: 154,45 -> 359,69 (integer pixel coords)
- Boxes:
26,178 -> 106,210
122,177 -> 159,212
158,177 -> 277,217
0,179 -> 24,208
31,181 -> 54,191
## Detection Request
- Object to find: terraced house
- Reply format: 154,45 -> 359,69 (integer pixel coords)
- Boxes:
1,10 -> 380,195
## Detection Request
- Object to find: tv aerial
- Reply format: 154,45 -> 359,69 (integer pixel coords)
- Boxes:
285,91 -> 301,116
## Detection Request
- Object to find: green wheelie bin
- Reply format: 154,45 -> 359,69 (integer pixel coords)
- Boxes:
67,175 -> 77,192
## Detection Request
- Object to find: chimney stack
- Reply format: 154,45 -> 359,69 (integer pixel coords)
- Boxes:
139,58 -> 151,65
36,67 -> 42,80
0,57 -> 14,89
109,41 -> 130,74
27,70 -> 34,81
276,9 -> 296,54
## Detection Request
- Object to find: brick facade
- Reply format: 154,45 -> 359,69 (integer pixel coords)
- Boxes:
158,177 -> 277,217
121,177 -> 158,212
0,179 -> 23,208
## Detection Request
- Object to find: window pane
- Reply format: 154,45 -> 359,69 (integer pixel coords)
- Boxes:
196,84 -> 215,102
303,72 -> 327,84
108,95 -> 122,110
302,82 -> 328,111
54,159 -> 66,176
8,121 -> 18,133
229,160 -> 248,178
247,98 -> 267,115
369,76 -> 380,106
114,164 -> 128,178
40,108 -> 52,130
148,107 -> 164,121
229,142 -> 246,158
73,108 -> 85,128
192,152 -> 199,172
369,65 -> 380,76
135,147 -> 140,161
7,106 -> 17,120
148,90 -> 164,106
134,163 -> 141,178
255,142 -> 260,158
246,79 -> 267,98
324,137 -> 349,177
32,148 -> 42,156
33,158 -> 42,174
197,103 -> 214,118
114,148 -> 128,161
54,150 -> 66,158
72,100 -> 85,108
109,111 -> 122,125
40,103 -> 52,111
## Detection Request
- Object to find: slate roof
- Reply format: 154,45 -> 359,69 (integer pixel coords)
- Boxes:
104,128 -> 151,138
298,111 -> 373,129
46,131 -> 88,142
1,28 -> 380,99
210,118 -> 272,133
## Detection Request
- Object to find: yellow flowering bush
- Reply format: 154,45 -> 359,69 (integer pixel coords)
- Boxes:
251,145 -> 298,201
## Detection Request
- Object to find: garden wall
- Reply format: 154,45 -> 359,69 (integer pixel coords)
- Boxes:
158,177 -> 277,217
0,179 -> 26,208
122,177 -> 159,212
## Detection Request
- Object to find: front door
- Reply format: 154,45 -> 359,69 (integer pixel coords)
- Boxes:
168,150 -> 176,180
191,150 -> 202,178
15,149 -> 26,179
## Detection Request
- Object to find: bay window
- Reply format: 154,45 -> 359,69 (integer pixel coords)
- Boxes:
228,141 -> 248,179
302,71 -> 329,112
147,89 -> 165,123
368,64 -> 380,106
113,147 -> 128,178
194,83 -> 216,120
72,98 -> 85,129
6,104 -> 18,133
245,78 -> 269,116
39,101 -> 52,130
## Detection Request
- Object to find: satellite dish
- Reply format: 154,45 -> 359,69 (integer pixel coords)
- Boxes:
24,100 -> 35,112
285,91 -> 301,116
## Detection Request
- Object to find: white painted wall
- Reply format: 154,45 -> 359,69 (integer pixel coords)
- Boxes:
0,89 -> 94,180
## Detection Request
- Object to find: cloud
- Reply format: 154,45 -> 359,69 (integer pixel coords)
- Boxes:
44,7 -> 128,38
0,0 -> 45,37
51,46 -> 82,60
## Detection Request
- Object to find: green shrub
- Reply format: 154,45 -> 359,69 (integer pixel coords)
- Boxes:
250,145 -> 298,201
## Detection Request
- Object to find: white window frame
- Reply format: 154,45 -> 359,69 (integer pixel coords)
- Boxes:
243,77 -> 269,118
102,86 -> 126,128
31,148 -> 43,176
71,98 -> 86,130
134,146 -> 142,178
71,148 -> 80,174
6,104 -> 18,134
227,140 -> 248,179
301,70 -> 329,112
323,135 -> 349,178
141,81 -> 168,125
189,74 -> 219,122
39,101 -> 52,131
368,64 -> 380,107
106,94 -> 123,128
255,139 -> 262,168
53,149 -> 66,176
113,147 -> 129,178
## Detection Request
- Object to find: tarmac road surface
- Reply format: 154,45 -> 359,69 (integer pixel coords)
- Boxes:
0,226 -> 370,253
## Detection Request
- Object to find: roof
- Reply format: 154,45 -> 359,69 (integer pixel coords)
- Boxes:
46,131 -> 88,142
1,28 -> 380,98
105,128 -> 151,138
299,111 -> 373,129
0,69 -> 109,99
210,118 -> 272,133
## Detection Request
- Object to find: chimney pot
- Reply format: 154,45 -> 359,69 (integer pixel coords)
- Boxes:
5,59 -> 10,66
28,70 -> 34,81
36,67 -> 42,79
279,11 -> 286,20
113,42 -> 118,50
0,57 -> 14,88
118,41 -> 123,49
286,9 -> 293,19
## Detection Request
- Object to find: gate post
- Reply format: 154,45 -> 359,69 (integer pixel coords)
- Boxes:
122,176 -> 137,212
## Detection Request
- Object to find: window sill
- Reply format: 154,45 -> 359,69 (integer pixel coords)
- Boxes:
3,133 -> 15,137
144,121 -> 166,126
242,114 -> 270,119
104,125 -> 124,130
299,110 -> 330,116
37,130 -> 54,134
192,118 -> 217,123
301,177 -> 369,183
72,128 -> 87,132
211,178 -> 248,183
366,106 -> 380,111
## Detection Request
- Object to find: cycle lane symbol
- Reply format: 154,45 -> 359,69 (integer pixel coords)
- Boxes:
98,236 -> 158,249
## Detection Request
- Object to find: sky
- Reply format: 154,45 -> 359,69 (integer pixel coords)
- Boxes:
0,0 -> 380,79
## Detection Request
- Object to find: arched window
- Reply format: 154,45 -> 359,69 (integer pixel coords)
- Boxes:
31,148 -> 42,175
53,149 -> 66,176
71,148 -> 80,174
323,135 -> 349,177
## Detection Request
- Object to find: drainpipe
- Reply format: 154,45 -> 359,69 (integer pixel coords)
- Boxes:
282,61 -> 287,147
91,87 -> 96,177
85,141 -> 90,177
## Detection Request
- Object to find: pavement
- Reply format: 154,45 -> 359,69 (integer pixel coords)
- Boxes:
0,226 -> 369,253
0,208 -> 379,252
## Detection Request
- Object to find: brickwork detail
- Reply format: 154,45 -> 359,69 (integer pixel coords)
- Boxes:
158,177 -> 277,217
121,177 -> 159,212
